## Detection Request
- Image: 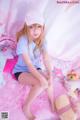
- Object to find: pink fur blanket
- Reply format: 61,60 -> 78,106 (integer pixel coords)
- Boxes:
0,73 -> 59,120
1,57 -> 80,119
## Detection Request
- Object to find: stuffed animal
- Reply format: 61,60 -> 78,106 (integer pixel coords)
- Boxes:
65,69 -> 80,93
64,69 -> 80,118
67,70 -> 80,80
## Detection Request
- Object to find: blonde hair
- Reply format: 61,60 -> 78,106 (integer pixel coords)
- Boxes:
16,23 -> 45,50
16,23 -> 27,42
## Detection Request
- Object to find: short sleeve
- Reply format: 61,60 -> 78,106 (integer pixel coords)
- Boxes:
41,40 -> 48,52
16,36 -> 28,55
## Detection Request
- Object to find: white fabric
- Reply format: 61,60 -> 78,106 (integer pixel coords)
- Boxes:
0,0 -> 80,61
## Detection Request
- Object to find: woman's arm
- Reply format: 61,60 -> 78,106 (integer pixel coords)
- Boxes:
22,52 -> 48,87
41,49 -> 53,82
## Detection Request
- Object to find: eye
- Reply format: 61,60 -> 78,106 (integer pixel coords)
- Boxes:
37,25 -> 42,28
29,26 -> 33,29
73,74 -> 77,76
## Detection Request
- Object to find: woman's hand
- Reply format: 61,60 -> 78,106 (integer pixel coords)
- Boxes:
45,73 -> 53,86
43,71 -> 53,86
48,75 -> 53,86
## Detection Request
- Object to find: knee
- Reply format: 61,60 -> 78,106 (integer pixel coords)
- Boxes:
32,80 -> 41,88
55,95 -> 70,110
55,95 -> 76,120
32,79 -> 48,89
33,82 -> 47,90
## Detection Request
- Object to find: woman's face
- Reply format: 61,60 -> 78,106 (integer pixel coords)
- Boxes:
28,24 -> 43,40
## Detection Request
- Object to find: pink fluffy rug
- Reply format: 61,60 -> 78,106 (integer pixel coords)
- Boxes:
0,73 -> 59,120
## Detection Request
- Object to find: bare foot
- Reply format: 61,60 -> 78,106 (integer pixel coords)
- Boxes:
23,105 -> 35,120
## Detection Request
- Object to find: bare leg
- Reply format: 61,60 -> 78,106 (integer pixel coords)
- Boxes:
18,72 -> 46,120
39,71 -> 54,112
47,85 -> 55,112
23,84 -> 44,120
55,95 -> 76,120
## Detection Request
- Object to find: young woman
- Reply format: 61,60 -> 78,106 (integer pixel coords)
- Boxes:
13,13 -> 54,120
13,12 -> 76,120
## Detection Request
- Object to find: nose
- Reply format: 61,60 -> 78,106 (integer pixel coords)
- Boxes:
34,28 -> 39,34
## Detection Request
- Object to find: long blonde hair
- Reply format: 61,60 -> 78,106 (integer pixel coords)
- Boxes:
16,23 -> 45,51
16,23 -> 27,42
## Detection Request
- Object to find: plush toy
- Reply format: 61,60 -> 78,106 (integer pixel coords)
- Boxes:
67,70 -> 80,80
64,69 -> 80,118
65,69 -> 80,94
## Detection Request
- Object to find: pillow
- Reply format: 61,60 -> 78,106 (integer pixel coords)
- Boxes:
0,48 -> 14,73
3,56 -> 18,74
